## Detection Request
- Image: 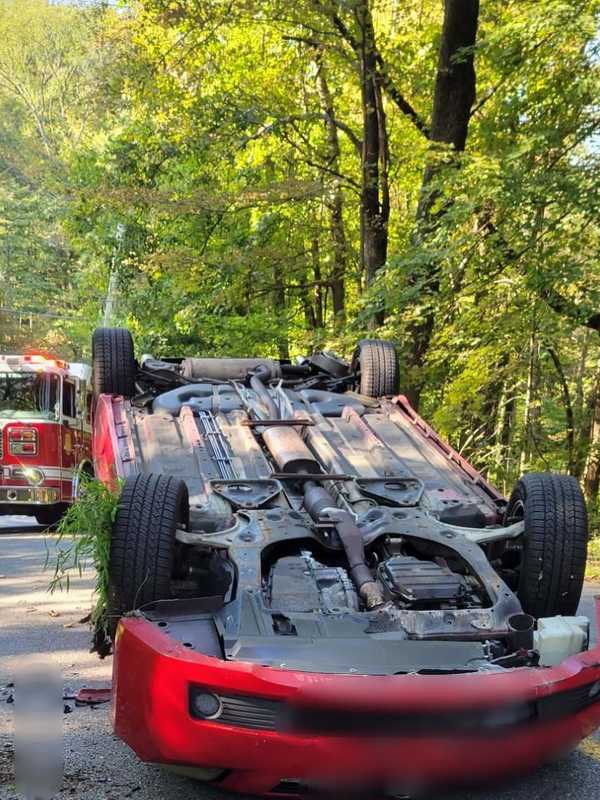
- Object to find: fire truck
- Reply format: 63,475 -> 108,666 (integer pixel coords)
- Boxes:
0,353 -> 93,525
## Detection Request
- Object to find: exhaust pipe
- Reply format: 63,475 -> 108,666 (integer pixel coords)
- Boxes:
249,364 -> 280,419
304,482 -> 384,609
250,364 -> 322,474
261,427 -> 321,474
248,368 -> 382,608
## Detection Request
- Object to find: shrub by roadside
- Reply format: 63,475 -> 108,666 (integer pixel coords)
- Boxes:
587,538 -> 600,583
47,477 -> 120,653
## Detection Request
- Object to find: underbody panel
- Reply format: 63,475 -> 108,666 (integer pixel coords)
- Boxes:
122,390 -> 504,526
97,384 -> 529,674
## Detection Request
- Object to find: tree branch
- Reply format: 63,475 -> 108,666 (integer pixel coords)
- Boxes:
280,127 -> 361,191
541,288 -> 600,333
312,1 -> 430,138
243,112 -> 362,156
471,30 -> 569,119
374,51 -> 430,138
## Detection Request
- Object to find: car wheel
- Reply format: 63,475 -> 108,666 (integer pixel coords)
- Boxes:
506,472 -> 588,618
92,327 -> 136,400
107,473 -> 189,639
352,339 -> 399,398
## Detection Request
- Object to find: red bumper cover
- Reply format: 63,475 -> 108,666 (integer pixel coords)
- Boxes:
112,602 -> 600,797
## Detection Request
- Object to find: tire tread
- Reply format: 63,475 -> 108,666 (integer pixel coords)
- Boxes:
107,474 -> 188,638
92,327 -> 136,399
355,339 -> 399,398
510,472 -> 588,617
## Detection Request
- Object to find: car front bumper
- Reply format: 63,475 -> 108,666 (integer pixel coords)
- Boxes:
112,599 -> 600,797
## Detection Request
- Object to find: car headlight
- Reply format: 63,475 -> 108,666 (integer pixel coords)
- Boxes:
23,467 -> 45,486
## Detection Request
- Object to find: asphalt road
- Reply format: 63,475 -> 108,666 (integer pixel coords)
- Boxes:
1,517 -> 600,800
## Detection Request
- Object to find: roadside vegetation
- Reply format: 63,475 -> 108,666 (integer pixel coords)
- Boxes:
587,537 -> 600,582
48,478 -> 120,639
1,1 -> 600,526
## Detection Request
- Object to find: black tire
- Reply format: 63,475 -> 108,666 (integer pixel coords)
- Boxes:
107,473 -> 188,639
35,505 -> 66,527
506,473 -> 588,618
352,339 -> 399,398
92,327 -> 136,400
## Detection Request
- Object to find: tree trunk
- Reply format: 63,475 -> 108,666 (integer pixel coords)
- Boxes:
584,360 -> 600,502
405,0 -> 480,406
302,292 -> 317,332
573,331 -> 590,477
298,259 -> 317,332
356,0 -> 389,325
314,51 -> 347,330
272,263 -> 289,360
584,386 -> 600,504
520,327 -> 541,473
311,236 -> 324,330
547,346 -> 575,475
492,383 -> 516,494
574,330 -> 590,422
329,197 -> 347,329
429,1 -> 479,148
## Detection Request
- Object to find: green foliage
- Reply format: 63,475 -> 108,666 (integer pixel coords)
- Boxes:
0,0 -> 125,357
2,0 -> 600,498
586,536 -> 600,581
48,477 -> 121,635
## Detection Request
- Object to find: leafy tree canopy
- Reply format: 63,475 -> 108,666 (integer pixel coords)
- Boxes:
1,0 -> 600,499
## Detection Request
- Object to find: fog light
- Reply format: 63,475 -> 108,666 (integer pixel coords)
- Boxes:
480,703 -> 534,729
191,691 -> 222,720
589,682 -> 600,700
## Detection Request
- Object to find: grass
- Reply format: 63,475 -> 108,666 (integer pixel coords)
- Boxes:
47,477 -> 121,638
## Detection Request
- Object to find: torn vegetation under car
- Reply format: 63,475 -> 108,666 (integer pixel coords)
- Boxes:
48,475 -> 119,644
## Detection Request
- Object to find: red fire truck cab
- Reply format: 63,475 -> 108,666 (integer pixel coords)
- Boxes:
0,353 -> 93,525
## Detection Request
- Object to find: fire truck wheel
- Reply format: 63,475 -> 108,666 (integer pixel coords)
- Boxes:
35,505 -> 66,527
107,473 -> 189,640
73,463 -> 95,500
351,339 -> 399,398
92,327 -> 136,400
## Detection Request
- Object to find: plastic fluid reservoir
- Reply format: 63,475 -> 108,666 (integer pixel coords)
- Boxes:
534,616 -> 590,667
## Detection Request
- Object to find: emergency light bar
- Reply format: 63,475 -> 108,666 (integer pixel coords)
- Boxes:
0,354 -> 68,370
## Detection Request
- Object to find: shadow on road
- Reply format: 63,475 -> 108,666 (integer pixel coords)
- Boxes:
0,516 -> 46,535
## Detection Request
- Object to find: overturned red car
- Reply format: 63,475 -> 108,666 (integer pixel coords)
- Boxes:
92,326 -> 599,798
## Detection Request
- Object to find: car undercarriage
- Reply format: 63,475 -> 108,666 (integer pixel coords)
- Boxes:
93,329 -> 589,674
91,327 -> 598,797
